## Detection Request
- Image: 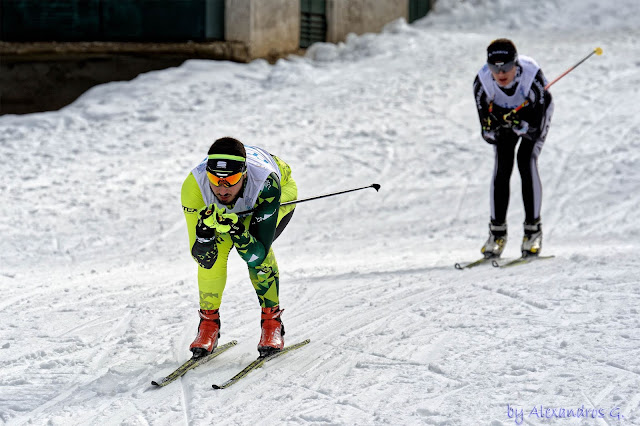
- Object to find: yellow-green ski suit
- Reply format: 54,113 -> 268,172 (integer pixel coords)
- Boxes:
181,146 -> 297,310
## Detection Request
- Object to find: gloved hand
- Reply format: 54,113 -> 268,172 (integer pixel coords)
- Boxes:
482,113 -> 502,132
482,128 -> 499,144
195,205 -> 218,240
480,114 -> 497,144
196,204 -> 241,236
502,111 -> 529,136
502,109 -> 518,126
511,119 -> 529,136
217,213 -> 245,236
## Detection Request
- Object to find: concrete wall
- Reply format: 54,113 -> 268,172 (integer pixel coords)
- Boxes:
225,0 -> 300,61
326,0 -> 408,44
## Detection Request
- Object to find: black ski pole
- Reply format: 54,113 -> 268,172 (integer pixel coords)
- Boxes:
236,183 -> 381,215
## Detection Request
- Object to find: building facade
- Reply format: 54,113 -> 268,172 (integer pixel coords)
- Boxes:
0,0 -> 432,114
1,0 -> 432,61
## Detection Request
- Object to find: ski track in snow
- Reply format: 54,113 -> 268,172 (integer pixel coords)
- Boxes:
1,0 -> 640,424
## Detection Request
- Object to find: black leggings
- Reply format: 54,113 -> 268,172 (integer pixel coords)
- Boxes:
274,209 -> 294,241
491,136 -> 544,224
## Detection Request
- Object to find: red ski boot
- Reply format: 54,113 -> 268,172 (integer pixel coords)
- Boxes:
258,307 -> 285,356
189,309 -> 220,358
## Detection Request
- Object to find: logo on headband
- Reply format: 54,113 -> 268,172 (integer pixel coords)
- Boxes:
216,161 -> 227,169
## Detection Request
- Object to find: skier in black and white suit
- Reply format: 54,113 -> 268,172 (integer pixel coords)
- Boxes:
473,38 -> 554,258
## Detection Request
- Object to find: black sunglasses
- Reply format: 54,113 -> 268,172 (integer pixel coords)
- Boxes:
488,60 -> 516,74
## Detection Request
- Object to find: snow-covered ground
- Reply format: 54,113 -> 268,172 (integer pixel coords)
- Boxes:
1,0 -> 639,424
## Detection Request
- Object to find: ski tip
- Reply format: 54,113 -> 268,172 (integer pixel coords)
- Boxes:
212,382 -> 232,390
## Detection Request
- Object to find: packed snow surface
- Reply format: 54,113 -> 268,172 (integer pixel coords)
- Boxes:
1,0 -> 639,424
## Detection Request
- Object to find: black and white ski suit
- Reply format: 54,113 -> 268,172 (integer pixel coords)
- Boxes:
473,55 -> 554,225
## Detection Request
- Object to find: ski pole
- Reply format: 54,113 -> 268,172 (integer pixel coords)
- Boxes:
235,183 -> 381,215
544,47 -> 603,90
504,47 -> 603,120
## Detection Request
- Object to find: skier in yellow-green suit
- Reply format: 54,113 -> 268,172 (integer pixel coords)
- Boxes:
181,137 -> 297,357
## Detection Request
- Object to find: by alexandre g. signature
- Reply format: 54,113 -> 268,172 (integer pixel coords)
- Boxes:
507,404 -> 626,424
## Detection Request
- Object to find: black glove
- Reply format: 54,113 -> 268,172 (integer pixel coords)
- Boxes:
502,110 -> 530,137
196,206 -> 216,239
482,113 -> 500,133
502,109 -> 519,127
191,205 -> 220,269
481,123 -> 505,144
481,108 -> 510,144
